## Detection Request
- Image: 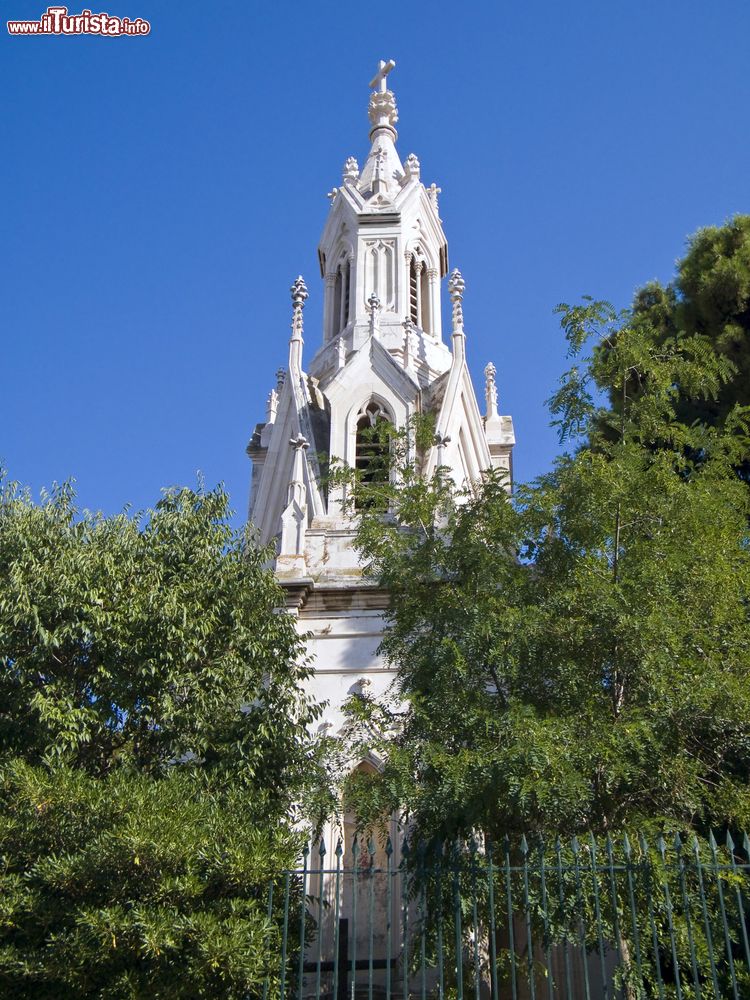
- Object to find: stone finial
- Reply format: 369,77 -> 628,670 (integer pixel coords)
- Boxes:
289,276 -> 308,373
367,292 -> 381,339
368,91 -> 398,133
449,268 -> 465,330
404,153 -> 420,181
291,275 -> 308,311
448,268 -> 465,304
484,362 -> 499,419
427,182 -> 441,214
368,59 -> 398,137
343,157 -> 360,183
289,433 -> 310,451
265,387 -> 279,424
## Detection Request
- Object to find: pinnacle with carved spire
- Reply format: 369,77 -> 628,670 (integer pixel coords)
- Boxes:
448,269 -> 465,333
342,157 -> 359,184
404,153 -> 420,181
288,275 -> 308,374
290,275 -> 308,337
291,275 -> 308,312
484,362 -> 499,419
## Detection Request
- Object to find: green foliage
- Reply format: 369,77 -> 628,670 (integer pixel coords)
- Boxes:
0,761 -> 300,999
0,479 -> 321,998
337,296 -> 750,846
396,832 -> 750,1000
597,215 -> 750,478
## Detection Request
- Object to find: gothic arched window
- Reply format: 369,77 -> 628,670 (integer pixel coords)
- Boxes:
420,266 -> 431,335
332,270 -> 342,337
354,400 -> 391,509
409,251 -> 431,334
331,258 -> 351,340
342,260 -> 351,328
409,256 -> 419,326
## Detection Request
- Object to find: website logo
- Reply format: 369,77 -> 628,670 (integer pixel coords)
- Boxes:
8,6 -> 151,36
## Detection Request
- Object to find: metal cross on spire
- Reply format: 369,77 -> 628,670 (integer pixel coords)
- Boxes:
369,59 -> 396,93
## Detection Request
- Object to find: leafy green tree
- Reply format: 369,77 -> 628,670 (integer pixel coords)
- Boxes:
0,479 -> 322,999
338,299 -> 750,846
598,215 -> 750,477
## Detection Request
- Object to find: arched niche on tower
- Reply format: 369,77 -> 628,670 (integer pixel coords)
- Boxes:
363,239 -> 396,313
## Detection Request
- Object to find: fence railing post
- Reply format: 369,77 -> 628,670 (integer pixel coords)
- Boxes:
267,827 -> 750,1000
486,838 -> 499,1000
337,917 -> 349,1000
333,839 -> 343,1000
657,833 -> 684,1000
401,837 -> 410,1000
638,832 -> 665,1000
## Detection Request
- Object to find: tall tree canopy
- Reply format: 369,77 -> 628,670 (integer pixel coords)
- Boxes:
340,293 -> 750,846
0,480 -> 321,999
598,215 -> 750,477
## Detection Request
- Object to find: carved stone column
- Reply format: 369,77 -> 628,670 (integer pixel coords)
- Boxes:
403,250 -> 412,322
323,272 -> 337,342
346,254 -> 355,324
427,267 -> 439,339
414,259 -> 424,330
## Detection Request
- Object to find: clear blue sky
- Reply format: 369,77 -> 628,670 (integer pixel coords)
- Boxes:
4,0 -> 749,528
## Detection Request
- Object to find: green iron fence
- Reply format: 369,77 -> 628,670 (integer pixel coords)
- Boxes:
258,831 -> 750,1000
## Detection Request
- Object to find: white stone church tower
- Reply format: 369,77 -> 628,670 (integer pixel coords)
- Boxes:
247,61 -> 514,736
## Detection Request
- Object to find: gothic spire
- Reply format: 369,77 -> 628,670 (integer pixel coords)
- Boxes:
448,269 -> 466,361
288,275 -> 308,375
357,59 -> 404,198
